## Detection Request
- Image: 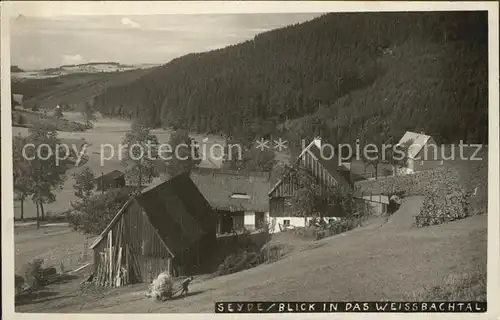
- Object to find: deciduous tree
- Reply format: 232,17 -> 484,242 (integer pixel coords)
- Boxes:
121,122 -> 160,190
72,167 -> 96,201
23,125 -> 68,227
164,129 -> 201,178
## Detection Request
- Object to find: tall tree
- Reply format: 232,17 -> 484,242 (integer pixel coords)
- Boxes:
68,188 -> 132,235
289,167 -> 335,220
72,167 -> 96,201
23,125 -> 68,227
13,135 -> 32,220
164,130 -> 201,178
81,98 -> 97,128
121,122 -> 160,190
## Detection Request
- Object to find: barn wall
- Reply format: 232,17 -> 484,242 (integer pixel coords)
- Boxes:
93,200 -> 174,285
271,151 -> 337,199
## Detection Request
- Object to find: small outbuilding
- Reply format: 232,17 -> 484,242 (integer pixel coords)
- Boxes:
90,172 -> 218,286
95,170 -> 126,192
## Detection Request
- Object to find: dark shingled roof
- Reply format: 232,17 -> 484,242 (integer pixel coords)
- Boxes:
135,172 -> 217,256
97,169 -> 125,180
91,172 -> 217,257
190,169 -> 271,212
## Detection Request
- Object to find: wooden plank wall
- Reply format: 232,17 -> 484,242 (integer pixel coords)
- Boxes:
271,151 -> 337,199
93,200 -> 173,286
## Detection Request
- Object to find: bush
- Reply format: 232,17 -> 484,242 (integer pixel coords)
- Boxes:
24,258 -> 46,290
12,113 -> 26,126
294,226 -> 318,239
68,187 -> 133,235
216,249 -> 261,276
357,165 -> 484,227
415,189 -> 471,227
260,243 -> 290,263
15,274 -> 25,295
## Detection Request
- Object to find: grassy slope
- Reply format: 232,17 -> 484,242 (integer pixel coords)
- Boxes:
15,225 -> 96,275
15,197 -> 486,312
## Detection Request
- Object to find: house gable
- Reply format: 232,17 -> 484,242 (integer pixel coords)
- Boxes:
91,172 -> 217,258
268,138 -> 351,198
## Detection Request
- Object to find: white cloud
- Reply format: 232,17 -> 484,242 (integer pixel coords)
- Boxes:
121,17 -> 140,28
61,54 -> 83,65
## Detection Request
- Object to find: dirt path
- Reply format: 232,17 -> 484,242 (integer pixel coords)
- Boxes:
16,207 -> 487,313
383,196 -> 425,229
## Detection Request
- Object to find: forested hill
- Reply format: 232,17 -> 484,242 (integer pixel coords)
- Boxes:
93,11 -> 488,145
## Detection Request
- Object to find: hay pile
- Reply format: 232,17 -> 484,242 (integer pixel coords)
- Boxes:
145,272 -> 173,301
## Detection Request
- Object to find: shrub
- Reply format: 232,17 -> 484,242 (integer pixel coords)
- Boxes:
15,274 -> 25,294
24,258 -> 46,290
415,189 -> 471,227
12,113 -> 27,126
357,165 -> 484,227
216,249 -> 261,276
68,187 -> 133,235
294,226 -> 318,239
260,243 -> 291,263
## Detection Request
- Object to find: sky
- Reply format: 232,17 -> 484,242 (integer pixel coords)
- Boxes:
10,13 -> 323,70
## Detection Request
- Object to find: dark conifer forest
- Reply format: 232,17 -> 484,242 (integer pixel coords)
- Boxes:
19,12 -> 490,147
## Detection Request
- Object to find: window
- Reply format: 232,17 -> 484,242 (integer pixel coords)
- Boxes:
283,219 -> 290,226
328,218 -> 336,224
231,193 -> 251,200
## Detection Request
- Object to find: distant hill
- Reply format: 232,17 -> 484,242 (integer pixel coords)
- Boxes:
11,68 -> 153,110
11,61 -> 159,81
59,62 -> 126,68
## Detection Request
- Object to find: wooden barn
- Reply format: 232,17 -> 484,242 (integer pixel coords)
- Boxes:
90,172 -> 218,287
95,170 -> 126,192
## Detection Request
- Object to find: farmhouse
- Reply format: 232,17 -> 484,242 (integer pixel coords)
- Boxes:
268,138 -> 350,231
397,131 -> 443,175
268,138 -> 389,231
95,170 -> 126,191
190,168 -> 271,234
90,172 -> 218,286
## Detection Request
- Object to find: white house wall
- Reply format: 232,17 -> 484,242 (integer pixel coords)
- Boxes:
244,211 -> 255,230
265,213 -> 341,233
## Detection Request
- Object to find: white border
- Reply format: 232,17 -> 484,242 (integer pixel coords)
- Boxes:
1,2 -> 499,320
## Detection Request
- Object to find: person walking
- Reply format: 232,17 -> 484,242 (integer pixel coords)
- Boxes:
180,276 -> 194,297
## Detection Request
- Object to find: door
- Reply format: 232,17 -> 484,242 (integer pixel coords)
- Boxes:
255,212 -> 265,230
